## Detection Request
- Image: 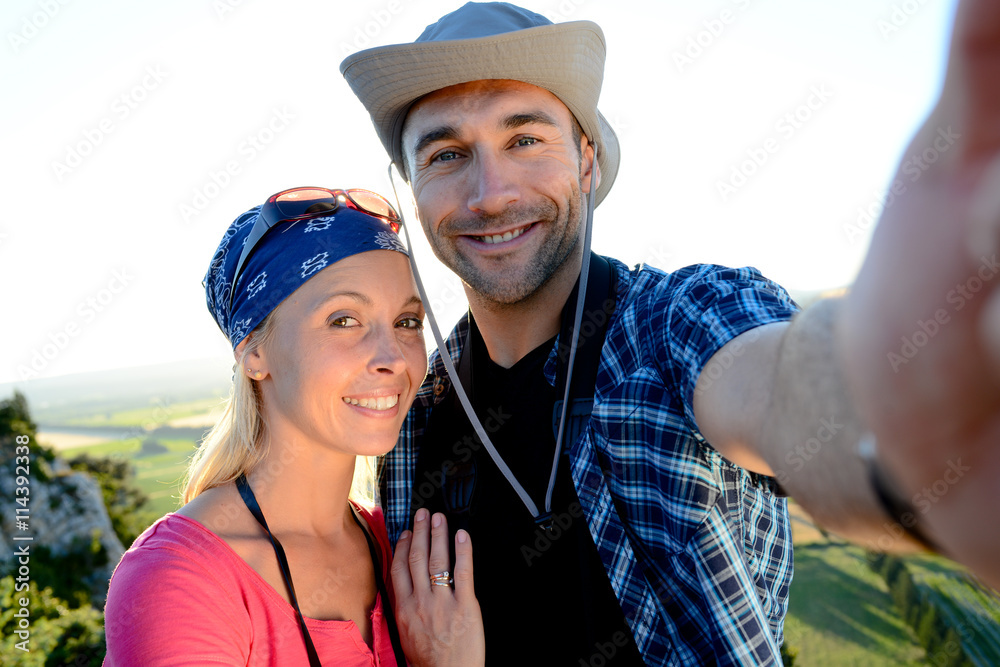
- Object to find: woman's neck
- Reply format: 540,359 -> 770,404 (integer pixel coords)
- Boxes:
245,428 -> 359,538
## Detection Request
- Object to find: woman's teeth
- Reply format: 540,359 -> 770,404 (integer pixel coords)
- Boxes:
342,395 -> 399,411
477,225 -> 529,244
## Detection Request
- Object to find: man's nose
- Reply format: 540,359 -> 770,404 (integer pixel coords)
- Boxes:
466,151 -> 519,215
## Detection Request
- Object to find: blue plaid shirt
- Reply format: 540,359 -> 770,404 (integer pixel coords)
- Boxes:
379,259 -> 799,665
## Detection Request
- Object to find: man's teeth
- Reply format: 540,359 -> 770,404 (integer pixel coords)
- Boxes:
478,226 -> 528,244
342,395 -> 399,410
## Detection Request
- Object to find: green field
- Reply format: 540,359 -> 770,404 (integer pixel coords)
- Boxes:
62,437 -> 198,517
62,397 -> 226,428
784,542 -> 927,665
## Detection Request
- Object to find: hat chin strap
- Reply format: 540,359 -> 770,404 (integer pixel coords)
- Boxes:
388,153 -> 599,523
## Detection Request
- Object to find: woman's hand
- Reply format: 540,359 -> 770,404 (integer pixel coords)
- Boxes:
391,508 -> 485,667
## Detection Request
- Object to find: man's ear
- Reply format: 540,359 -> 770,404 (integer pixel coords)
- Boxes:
580,137 -> 601,194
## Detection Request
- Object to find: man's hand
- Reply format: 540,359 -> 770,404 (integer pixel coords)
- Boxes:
838,0 -> 1000,587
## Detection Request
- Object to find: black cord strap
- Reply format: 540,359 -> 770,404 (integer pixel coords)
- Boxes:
236,473 -> 322,667
235,473 -> 407,665
350,506 -> 408,666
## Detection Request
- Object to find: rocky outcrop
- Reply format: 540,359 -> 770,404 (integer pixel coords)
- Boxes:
0,454 -> 124,605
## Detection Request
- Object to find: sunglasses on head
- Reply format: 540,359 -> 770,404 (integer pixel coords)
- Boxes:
229,187 -> 401,310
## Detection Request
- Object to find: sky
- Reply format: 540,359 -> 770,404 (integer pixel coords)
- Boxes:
0,0 -> 958,385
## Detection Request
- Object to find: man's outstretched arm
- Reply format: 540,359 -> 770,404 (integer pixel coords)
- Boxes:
694,0 -> 1000,589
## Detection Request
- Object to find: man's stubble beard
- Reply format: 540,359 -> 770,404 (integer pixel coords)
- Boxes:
426,186 -> 584,308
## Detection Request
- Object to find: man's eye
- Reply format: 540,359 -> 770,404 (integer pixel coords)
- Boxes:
516,137 -> 538,147
330,316 -> 360,327
397,317 -> 424,330
433,151 -> 459,162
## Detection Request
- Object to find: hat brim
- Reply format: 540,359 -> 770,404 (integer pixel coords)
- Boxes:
341,21 -> 619,206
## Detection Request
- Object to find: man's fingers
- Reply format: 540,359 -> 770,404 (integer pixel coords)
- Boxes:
967,154 -> 1000,261
409,508 -> 431,592
391,529 -> 414,598
427,513 -> 451,585
453,529 -> 476,604
980,290 -> 1000,377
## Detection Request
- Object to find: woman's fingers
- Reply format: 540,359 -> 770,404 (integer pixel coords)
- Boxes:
391,529 -> 414,599
453,529 -> 476,605
392,514 -> 486,667
427,513 -> 451,585
408,508 -> 431,593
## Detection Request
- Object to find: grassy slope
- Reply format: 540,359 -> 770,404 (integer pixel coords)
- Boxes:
63,397 -> 225,427
61,437 -> 198,517
784,503 -> 928,666
785,543 -> 928,665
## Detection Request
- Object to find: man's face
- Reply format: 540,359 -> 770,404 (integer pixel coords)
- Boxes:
402,80 -> 597,306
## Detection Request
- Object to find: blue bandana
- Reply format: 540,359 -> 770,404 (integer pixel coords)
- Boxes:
204,204 -> 408,348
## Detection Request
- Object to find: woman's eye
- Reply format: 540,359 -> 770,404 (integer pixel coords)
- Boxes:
330,316 -> 360,328
397,317 -> 424,330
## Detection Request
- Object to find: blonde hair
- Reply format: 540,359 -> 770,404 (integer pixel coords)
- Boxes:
183,311 -> 376,507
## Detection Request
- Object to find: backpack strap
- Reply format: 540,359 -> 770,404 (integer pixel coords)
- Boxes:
552,252 -> 618,444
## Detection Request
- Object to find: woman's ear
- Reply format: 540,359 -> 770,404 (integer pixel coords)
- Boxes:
235,334 -> 269,380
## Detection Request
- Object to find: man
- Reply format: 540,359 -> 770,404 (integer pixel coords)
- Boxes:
341,2 -> 1000,664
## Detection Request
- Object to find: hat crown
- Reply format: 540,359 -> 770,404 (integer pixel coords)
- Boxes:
340,2 -> 620,206
418,2 -> 551,42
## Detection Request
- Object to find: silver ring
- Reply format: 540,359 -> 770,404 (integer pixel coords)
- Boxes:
429,571 -> 453,586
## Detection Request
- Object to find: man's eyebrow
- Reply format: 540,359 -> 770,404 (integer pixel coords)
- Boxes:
412,111 -> 561,158
413,125 -> 460,158
500,111 -> 560,132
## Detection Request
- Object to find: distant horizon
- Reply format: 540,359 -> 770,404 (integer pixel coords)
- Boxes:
1,282 -> 844,390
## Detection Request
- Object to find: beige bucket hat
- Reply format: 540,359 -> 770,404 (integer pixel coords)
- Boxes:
340,1 -> 620,206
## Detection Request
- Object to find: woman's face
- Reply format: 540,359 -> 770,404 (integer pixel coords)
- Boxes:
252,250 -> 426,458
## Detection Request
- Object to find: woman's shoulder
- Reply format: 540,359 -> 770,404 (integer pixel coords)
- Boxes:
104,506 -> 258,662
174,482 -> 253,537
111,485 -> 259,597
104,511 -> 256,664
110,513 -> 237,592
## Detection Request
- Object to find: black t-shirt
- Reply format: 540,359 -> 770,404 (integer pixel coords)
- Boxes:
411,319 -> 644,666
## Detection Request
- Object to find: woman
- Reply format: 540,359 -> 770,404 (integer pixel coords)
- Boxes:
103,187 -> 484,666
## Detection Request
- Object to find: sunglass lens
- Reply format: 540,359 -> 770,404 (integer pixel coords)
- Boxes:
275,188 -> 338,220
347,189 -> 401,224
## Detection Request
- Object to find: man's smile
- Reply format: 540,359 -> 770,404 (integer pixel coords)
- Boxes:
459,222 -> 538,250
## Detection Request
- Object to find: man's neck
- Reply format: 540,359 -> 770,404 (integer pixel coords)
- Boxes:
466,248 -> 584,369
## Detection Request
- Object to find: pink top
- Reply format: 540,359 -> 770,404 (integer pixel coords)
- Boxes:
103,506 -> 398,666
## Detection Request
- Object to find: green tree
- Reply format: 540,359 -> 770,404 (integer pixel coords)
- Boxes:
0,577 -> 104,666
1,392 -> 118,663
66,453 -> 154,548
